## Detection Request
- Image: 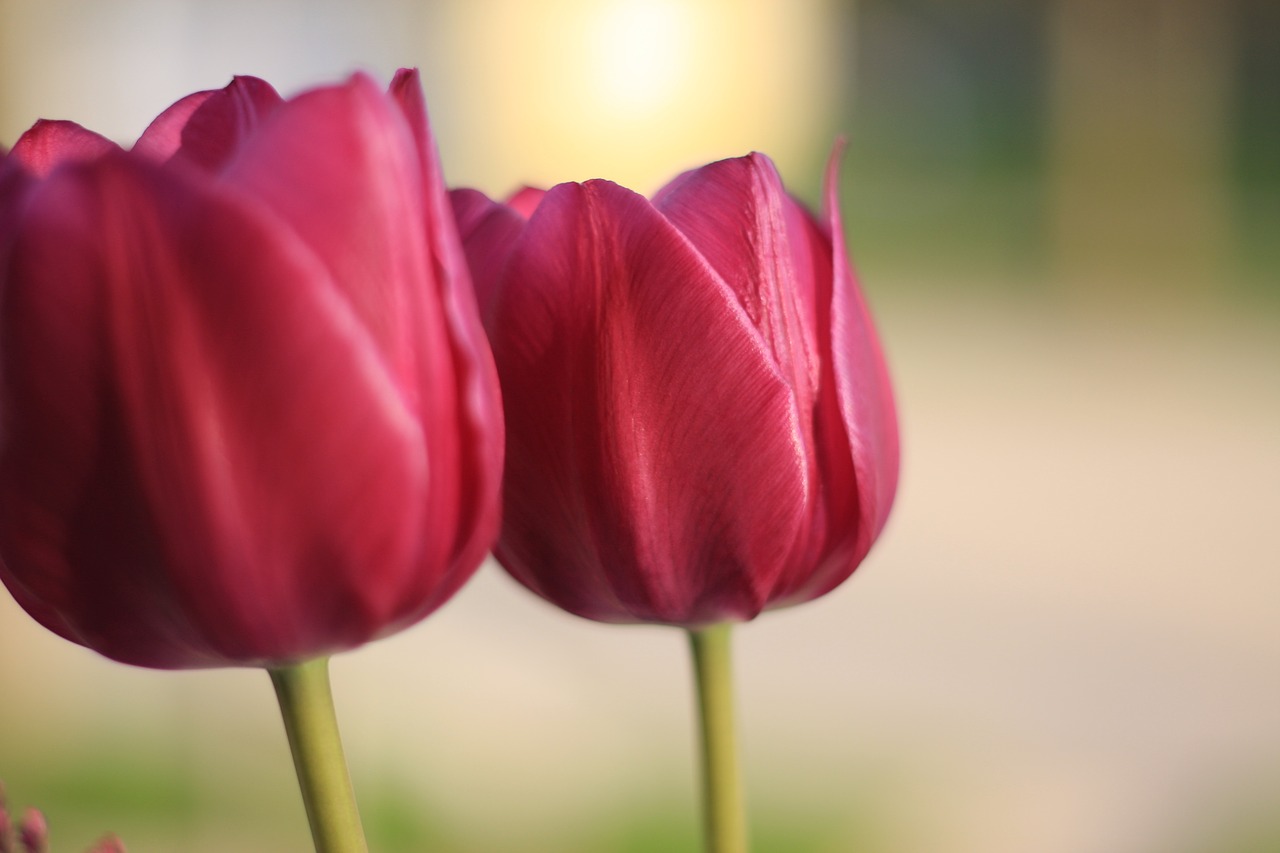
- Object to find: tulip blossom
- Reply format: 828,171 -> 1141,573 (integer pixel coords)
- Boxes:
453,149 -> 898,627
0,70 -> 503,670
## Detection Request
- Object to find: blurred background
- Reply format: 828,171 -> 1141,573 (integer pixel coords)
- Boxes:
1,0 -> 1277,851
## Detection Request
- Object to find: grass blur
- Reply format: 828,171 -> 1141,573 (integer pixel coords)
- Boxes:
3,723 -> 886,852
1,0 -> 1277,851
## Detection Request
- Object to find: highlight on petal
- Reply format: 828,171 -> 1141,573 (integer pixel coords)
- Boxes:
10,120 -> 117,177
133,76 -> 282,172
492,179 -> 810,625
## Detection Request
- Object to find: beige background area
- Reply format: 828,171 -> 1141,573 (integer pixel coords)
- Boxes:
1,1 -> 1277,851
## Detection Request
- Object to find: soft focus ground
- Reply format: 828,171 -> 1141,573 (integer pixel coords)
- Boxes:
1,1 -> 1278,851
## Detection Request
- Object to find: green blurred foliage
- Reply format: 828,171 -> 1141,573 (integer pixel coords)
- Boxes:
3,752 -> 892,852
834,0 -> 1279,303
840,0 -> 1049,288
1229,0 -> 1280,295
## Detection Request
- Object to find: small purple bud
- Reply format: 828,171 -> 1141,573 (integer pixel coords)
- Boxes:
0,783 -> 126,853
17,809 -> 47,853
0,796 -> 12,853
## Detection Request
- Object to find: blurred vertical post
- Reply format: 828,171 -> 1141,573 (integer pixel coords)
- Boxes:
1048,0 -> 1232,298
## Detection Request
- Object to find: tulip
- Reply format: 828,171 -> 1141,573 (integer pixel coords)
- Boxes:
0,69 -> 502,852
0,69 -> 501,667
454,149 -> 897,627
453,148 -> 898,852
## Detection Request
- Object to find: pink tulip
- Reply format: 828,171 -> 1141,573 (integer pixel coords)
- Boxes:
453,149 -> 898,627
0,70 -> 503,668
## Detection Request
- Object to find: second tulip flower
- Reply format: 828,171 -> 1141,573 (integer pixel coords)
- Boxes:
453,149 -> 899,628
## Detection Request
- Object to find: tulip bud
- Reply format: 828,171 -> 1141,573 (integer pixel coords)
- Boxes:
17,809 -> 46,853
0,787 -> 12,853
0,783 -> 126,853
454,148 -> 898,626
0,70 -> 503,668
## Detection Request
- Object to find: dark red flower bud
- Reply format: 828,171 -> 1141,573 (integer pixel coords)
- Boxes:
17,809 -> 46,853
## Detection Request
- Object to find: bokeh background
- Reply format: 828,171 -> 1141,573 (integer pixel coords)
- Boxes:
1,0 -> 1278,851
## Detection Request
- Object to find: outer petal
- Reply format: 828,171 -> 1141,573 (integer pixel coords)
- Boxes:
223,74 -> 434,394
490,180 -> 810,625
133,76 -> 283,172
655,153 -> 850,604
389,68 -> 505,610
798,144 -> 901,596
0,153 -> 428,668
220,73 -> 468,612
763,193 -> 861,604
506,186 -> 545,218
10,120 -> 118,177
824,144 -> 900,565
450,187 -> 526,328
653,153 -> 821,405
756,147 -> 899,608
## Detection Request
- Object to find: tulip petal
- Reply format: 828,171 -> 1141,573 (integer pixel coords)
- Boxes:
10,120 -> 117,177
223,74 -> 433,393
761,195 -> 860,604
506,185 -> 546,218
133,76 -> 283,171
226,71 -> 499,615
390,69 -> 505,608
131,90 -> 215,160
0,153 -> 33,255
653,153 -> 821,406
230,69 -> 471,607
0,154 -> 428,667
758,147 -> 899,607
492,180 -> 810,625
824,145 -> 900,557
450,187 -> 527,327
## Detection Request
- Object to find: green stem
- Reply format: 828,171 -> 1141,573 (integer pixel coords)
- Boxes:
688,623 -> 748,853
269,658 -> 368,853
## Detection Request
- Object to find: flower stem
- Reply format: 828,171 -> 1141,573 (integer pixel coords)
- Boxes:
269,657 -> 368,853
688,623 -> 748,853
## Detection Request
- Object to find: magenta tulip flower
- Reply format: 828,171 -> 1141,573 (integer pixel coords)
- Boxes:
453,149 -> 898,628
0,70 -> 502,670
2,69 -> 501,666
0,70 -> 502,851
